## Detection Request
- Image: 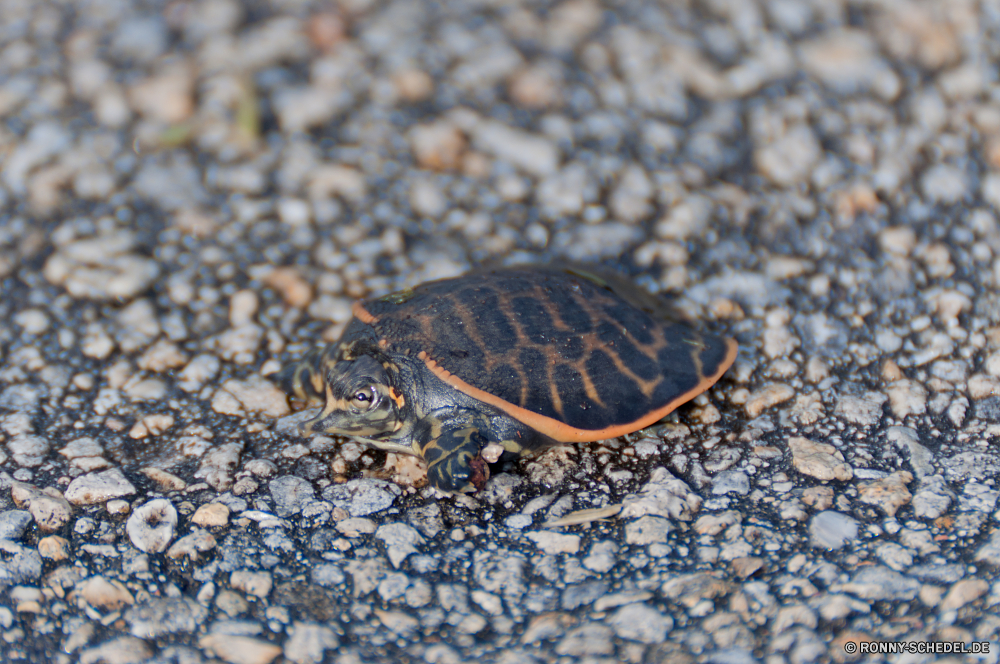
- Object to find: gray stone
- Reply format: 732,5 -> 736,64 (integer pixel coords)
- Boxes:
208,620 -> 264,635
621,467 -> 702,520
555,624 -> 614,656
406,503 -> 445,538
125,597 -> 209,638
65,469 -> 137,506
0,384 -> 42,414
911,475 -> 954,519
437,583 -> 469,612
374,522 -> 425,568
836,565 -> 920,601
377,572 -> 410,601
6,433 -> 50,467
908,563 -> 965,584
126,499 -> 177,553
582,540 -> 618,573
322,479 -> 398,517
704,648 -> 759,664
0,540 -> 42,586
885,426 -> 935,478
78,636 -> 153,664
625,515 -> 672,545
712,470 -> 750,495
974,396 -> 1000,422
606,603 -> 673,643
474,548 -> 527,600
809,511 -> 858,549
0,510 -> 32,540
974,529 -> 1000,567
269,475 -> 316,517
561,581 -> 609,610
504,514 -> 533,529
875,542 -> 913,571
310,563 -> 345,588
284,622 -> 339,664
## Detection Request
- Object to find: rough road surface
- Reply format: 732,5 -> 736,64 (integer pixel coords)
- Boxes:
0,0 -> 999,663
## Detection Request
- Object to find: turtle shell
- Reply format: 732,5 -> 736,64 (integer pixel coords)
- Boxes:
355,267 -> 737,442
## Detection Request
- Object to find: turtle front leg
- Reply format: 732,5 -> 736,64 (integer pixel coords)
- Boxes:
275,346 -> 333,403
417,412 -> 494,493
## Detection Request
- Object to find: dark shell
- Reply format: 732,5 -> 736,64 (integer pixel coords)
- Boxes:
355,267 -> 736,442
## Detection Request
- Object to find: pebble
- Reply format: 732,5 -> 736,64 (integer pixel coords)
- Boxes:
336,517 -> 377,538
711,470 -> 751,495
283,622 -> 340,664
887,379 -> 928,418
76,575 -> 135,611
311,564 -> 345,588
38,535 -> 71,561
43,232 -> 160,300
908,563 -> 964,584
808,511 -> 859,549
192,503 -> 230,527
322,479 -> 398,517
755,124 -> 821,187
788,436 -> 854,481
199,634 -> 283,664
875,542 -> 913,571
939,579 -> 989,612
215,376 -> 291,419
269,475 -> 317,517
375,522 -> 425,568
525,531 -> 580,555
0,510 -> 32,540
834,565 -> 920,601
624,516 -> 673,545
167,529 -> 217,561
373,609 -> 419,637
195,442 -> 244,492
834,392 -> 887,426
554,624 -> 615,656
604,601 -> 673,643
177,354 -> 221,392
560,581 -> 609,611
744,383 -> 795,418
504,514 -> 533,529
6,433 -> 50,467
471,120 -> 559,178
582,540 -> 618,573
64,468 -> 137,505
0,540 -> 42,586
621,467 -> 702,520
798,28 -> 899,99
911,475 -> 954,518
231,571 -> 273,599
78,637 -> 152,664
975,529 -> 1000,566
126,498 -> 177,553
409,120 -> 466,171
216,590 -> 249,618
857,471 -> 913,517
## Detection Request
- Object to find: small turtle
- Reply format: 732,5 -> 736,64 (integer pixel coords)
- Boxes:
279,266 -> 736,492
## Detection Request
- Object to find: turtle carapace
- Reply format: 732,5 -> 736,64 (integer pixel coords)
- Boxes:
279,266 -> 737,492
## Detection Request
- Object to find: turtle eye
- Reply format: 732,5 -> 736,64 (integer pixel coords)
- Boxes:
350,387 -> 376,411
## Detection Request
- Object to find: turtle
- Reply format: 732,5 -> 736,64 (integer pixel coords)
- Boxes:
278,265 -> 737,493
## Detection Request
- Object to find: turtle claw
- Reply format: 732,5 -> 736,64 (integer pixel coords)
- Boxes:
468,454 -> 490,492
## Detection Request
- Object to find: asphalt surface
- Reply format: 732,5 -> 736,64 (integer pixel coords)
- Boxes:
1,1 -> 1000,663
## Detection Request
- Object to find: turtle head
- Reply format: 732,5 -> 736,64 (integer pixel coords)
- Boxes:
302,354 -> 405,439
